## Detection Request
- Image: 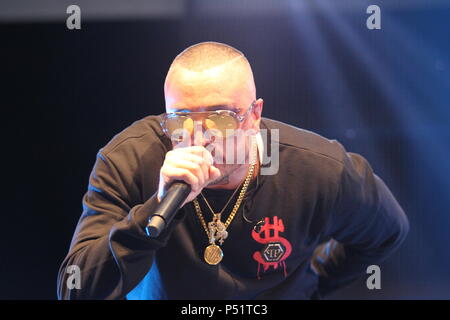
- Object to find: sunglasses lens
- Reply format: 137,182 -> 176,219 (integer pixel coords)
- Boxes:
163,113 -> 239,140
165,116 -> 193,139
206,114 -> 238,137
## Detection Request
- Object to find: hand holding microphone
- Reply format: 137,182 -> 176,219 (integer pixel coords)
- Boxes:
146,146 -> 221,237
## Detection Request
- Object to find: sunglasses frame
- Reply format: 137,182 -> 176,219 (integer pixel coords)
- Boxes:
160,100 -> 257,139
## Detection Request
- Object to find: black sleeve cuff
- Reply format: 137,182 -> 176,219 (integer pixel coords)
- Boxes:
130,193 -> 188,241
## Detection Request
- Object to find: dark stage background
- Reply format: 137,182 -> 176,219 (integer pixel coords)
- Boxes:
1,0 -> 449,299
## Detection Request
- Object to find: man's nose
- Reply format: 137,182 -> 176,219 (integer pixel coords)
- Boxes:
192,120 -> 210,146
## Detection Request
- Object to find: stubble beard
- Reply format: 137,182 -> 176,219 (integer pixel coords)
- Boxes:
207,164 -> 241,186
206,135 -> 253,187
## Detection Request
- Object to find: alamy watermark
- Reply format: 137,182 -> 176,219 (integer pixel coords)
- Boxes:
366,264 -> 381,290
66,5 -> 81,30
366,5 -> 381,30
66,265 -> 81,290
65,5 -> 381,31
170,128 -> 280,176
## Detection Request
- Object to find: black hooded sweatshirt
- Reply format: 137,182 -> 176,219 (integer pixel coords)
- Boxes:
57,116 -> 409,300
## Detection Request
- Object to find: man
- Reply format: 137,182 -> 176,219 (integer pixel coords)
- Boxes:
57,41 -> 409,299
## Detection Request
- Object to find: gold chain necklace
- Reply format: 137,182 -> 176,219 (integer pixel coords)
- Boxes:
200,182 -> 241,218
193,139 -> 257,265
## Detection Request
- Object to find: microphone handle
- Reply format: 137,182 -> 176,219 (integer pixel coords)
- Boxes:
145,181 -> 191,238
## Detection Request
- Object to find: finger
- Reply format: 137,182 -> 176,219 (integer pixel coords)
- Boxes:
168,147 -> 213,181
172,152 -> 206,165
161,167 -> 200,192
165,158 -> 206,186
185,146 -> 214,166
208,166 -> 221,182
195,158 -> 210,184
167,150 -> 211,178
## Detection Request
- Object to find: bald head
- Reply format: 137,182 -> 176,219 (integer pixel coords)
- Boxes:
164,42 -> 256,112
169,41 -> 246,72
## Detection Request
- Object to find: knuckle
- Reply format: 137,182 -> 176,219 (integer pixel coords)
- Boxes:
192,162 -> 202,173
181,170 -> 193,181
160,167 -> 169,177
166,150 -> 174,158
193,146 -> 206,154
190,155 -> 203,164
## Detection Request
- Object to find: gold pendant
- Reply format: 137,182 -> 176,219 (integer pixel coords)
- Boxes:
204,244 -> 223,265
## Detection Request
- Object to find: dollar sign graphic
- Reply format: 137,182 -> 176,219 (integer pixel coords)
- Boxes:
251,216 -> 292,279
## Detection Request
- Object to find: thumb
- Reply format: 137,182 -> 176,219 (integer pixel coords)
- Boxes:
209,166 -> 221,182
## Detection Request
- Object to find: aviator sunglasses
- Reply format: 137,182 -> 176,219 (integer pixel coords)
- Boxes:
161,100 -> 257,141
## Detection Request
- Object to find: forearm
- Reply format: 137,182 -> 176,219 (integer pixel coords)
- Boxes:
315,175 -> 409,296
57,194 -> 184,300
313,239 -> 401,296
57,234 -> 132,300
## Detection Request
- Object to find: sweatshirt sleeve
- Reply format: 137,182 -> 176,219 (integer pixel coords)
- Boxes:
312,152 -> 409,297
57,150 -> 185,300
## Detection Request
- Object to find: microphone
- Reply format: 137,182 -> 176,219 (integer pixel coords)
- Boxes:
145,181 -> 192,238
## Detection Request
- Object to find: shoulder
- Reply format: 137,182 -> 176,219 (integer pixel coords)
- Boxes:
261,118 -> 378,201
91,115 -> 171,202
261,118 -> 347,165
99,114 -> 171,158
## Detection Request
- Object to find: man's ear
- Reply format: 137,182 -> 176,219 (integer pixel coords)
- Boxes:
252,98 -> 264,130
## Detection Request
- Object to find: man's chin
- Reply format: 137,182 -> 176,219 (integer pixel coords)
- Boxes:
207,175 -> 230,187
214,163 -> 239,175
207,164 -> 239,187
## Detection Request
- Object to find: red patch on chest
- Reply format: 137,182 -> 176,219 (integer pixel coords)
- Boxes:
251,216 -> 292,279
